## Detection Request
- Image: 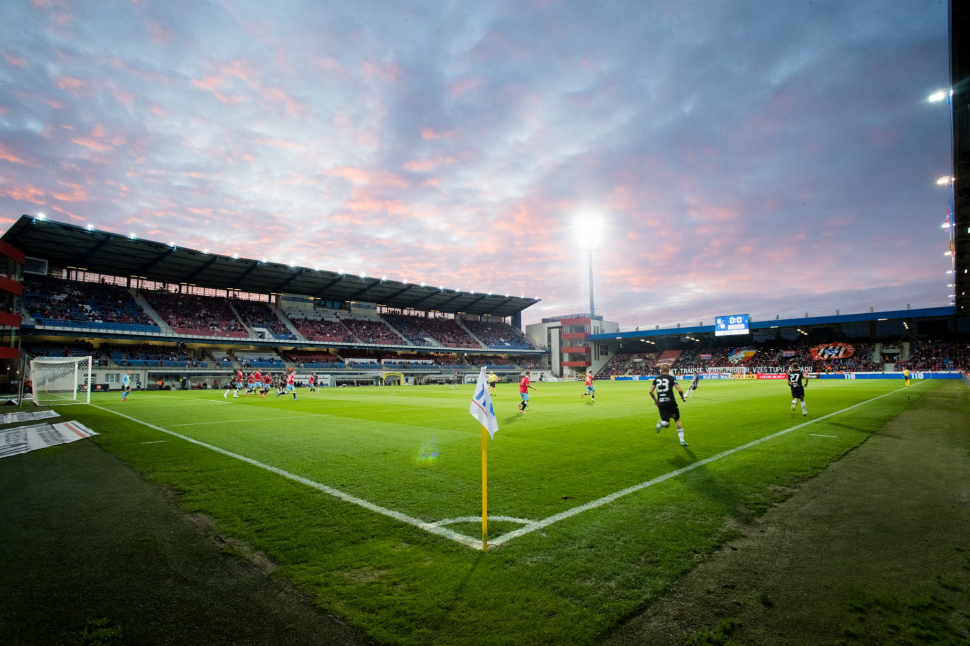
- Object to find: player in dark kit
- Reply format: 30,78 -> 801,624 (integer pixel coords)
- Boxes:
451,370 -> 460,390
787,363 -> 808,416
649,364 -> 689,446
686,373 -> 699,398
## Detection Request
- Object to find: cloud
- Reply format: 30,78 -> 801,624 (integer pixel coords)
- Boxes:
0,0 -> 951,330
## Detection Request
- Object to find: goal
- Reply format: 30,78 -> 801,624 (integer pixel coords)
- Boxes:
29,356 -> 92,406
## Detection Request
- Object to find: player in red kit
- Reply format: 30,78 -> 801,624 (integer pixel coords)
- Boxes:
580,370 -> 596,401
518,371 -> 536,413
246,372 -> 257,397
261,372 -> 271,397
278,370 -> 298,400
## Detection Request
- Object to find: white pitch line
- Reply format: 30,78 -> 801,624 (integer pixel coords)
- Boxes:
810,434 -> 837,437
489,383 -> 925,547
88,404 -> 483,550
141,440 -> 165,444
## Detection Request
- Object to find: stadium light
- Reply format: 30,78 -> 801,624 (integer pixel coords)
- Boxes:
945,251 -> 952,256
937,176 -> 951,185
203,248 -> 209,254
232,253 -> 239,259
942,222 -> 951,228
929,90 -> 948,102
86,224 -> 94,231
36,213 -> 46,220
169,241 -> 175,247
129,233 -> 137,240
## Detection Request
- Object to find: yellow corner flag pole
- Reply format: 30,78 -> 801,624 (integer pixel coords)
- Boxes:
482,425 -> 488,551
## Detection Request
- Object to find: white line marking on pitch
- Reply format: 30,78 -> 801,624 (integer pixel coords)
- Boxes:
810,434 -> 837,437
89,384 -> 922,551
141,441 -> 165,444
88,405 -> 484,550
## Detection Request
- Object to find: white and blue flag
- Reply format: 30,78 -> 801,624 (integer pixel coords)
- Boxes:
469,367 -> 499,438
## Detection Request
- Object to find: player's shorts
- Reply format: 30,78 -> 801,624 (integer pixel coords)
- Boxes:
236,382 -> 244,389
790,386 -> 805,399
122,385 -> 131,393
586,385 -> 594,393
520,392 -> 529,401
691,383 -> 699,390
286,384 -> 294,392
658,403 -> 680,422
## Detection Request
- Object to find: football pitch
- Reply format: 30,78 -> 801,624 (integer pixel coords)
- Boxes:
64,378 -> 929,645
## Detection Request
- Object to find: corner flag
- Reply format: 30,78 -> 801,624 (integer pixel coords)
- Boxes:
469,366 -> 498,550
469,367 -> 499,438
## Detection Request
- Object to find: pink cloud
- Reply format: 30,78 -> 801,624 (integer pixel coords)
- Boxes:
55,76 -> 86,94
404,156 -> 453,172
448,78 -> 483,97
5,54 -> 25,68
52,182 -> 89,202
421,127 -> 455,140
0,143 -> 32,165
0,185 -> 45,204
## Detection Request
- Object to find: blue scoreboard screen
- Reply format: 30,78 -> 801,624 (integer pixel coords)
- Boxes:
714,314 -> 750,337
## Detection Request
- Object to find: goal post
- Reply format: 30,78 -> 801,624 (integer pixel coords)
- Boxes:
29,356 -> 92,406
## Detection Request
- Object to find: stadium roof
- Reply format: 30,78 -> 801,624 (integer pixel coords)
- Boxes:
588,306 -> 958,341
2,215 -> 540,318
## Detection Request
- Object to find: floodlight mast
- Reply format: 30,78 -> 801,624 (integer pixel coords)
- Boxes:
587,247 -> 595,319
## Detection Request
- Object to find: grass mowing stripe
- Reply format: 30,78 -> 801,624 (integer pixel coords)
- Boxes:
166,416 -> 310,427
87,404 -> 484,550
488,382 -> 923,547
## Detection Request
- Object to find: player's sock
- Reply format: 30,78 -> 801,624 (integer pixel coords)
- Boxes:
801,401 -> 807,415
677,428 -> 685,443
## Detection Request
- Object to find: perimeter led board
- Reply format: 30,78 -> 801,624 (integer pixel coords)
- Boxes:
715,314 -> 750,337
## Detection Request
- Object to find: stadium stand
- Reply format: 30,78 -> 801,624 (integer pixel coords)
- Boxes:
286,315 -> 352,342
465,354 -> 518,367
598,352 -> 655,376
464,320 -> 536,350
342,318 -> 404,345
231,299 -> 292,339
430,353 -> 466,366
142,290 -> 248,338
24,275 -> 160,333
285,351 -> 345,369
896,340 -> 969,372
235,352 -> 286,369
383,314 -> 480,348
26,343 -> 106,367
110,344 -> 208,368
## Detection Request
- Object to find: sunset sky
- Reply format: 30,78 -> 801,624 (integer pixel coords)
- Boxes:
0,0 -> 952,329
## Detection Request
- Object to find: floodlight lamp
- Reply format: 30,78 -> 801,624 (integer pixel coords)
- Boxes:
232,253 -> 239,259
929,90 -> 947,102
170,242 -> 176,247
203,248 -> 209,254
942,223 -> 951,228
130,233 -> 137,240
86,224 -> 94,231
574,215 -> 604,249
262,258 -> 267,263
945,251 -> 952,256
36,213 -> 46,220
937,176 -> 951,185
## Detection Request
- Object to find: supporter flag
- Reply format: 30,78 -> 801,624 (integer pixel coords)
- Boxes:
468,366 -> 498,550
469,367 -> 499,438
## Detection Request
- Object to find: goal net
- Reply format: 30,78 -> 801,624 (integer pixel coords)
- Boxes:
29,356 -> 92,406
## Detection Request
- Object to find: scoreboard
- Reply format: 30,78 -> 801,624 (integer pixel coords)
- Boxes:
715,314 -> 750,337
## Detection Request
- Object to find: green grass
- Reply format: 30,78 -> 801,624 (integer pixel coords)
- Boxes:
58,378 -> 931,645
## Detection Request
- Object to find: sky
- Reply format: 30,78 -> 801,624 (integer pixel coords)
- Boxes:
0,0 -> 953,329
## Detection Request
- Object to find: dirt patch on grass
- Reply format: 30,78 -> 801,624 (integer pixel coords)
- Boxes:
604,383 -> 970,646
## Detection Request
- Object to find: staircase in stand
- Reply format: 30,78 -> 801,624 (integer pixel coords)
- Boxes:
459,322 -> 488,349
273,308 -> 306,341
131,291 -> 174,335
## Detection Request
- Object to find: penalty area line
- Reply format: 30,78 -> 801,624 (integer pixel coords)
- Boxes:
87,404 -> 485,550
488,383 -> 926,548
